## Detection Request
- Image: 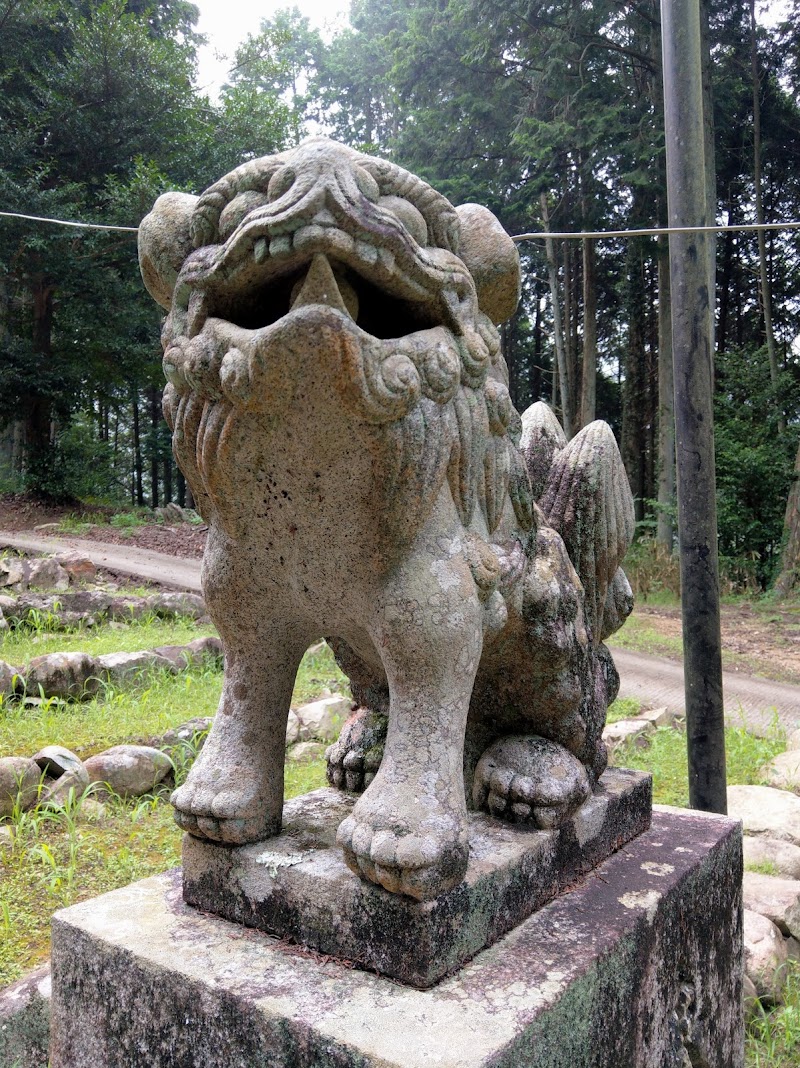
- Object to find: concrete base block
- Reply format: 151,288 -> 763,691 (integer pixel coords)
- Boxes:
50,807 -> 744,1068
183,769 -> 652,986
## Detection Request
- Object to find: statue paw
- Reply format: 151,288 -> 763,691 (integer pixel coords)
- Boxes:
326,707 -> 387,792
473,735 -> 590,829
336,776 -> 468,901
172,761 -> 280,844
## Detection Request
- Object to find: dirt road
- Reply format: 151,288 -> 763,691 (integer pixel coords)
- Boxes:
2,528 -> 800,732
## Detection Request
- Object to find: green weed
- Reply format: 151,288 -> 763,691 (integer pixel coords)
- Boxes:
612,722 -> 785,807
606,696 -> 642,724
747,962 -> 800,1066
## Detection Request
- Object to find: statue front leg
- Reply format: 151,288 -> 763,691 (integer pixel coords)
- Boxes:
337,541 -> 483,901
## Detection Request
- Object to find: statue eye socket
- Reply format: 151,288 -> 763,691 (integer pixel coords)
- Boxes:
377,196 -> 428,247
218,191 -> 269,240
267,166 -> 296,202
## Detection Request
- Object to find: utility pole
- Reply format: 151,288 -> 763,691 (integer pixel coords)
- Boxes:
661,0 -> 727,812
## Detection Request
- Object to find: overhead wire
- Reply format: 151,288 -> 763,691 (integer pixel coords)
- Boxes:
3,208 -> 800,242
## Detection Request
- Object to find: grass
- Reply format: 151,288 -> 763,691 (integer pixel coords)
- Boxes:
0,632 -> 342,986
605,696 -> 642,723
611,721 -> 786,807
606,612 -> 684,659
0,614 -> 218,667
747,963 -> 800,1067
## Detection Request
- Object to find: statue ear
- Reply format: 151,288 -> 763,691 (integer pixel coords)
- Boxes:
455,203 -> 521,325
138,192 -> 198,310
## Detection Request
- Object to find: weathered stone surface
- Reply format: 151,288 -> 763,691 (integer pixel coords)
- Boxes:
50,808 -> 743,1068
602,718 -> 654,752
744,834 -> 800,879
0,756 -> 41,818
95,650 -> 174,682
0,963 -> 51,1068
0,604 -> 7,631
295,694 -> 351,742
142,139 -> 636,901
787,935 -> 800,961
24,652 -> 99,699
39,768 -> 90,809
183,771 -> 651,987
0,825 -> 12,848
761,749 -> 800,792
286,741 -> 326,763
727,784 -> 800,846
0,556 -> 29,589
743,908 -> 788,1002
742,871 -> 800,937
84,745 -> 173,798
742,973 -> 760,1020
635,706 -> 676,728
27,557 -> 69,591
144,592 -> 206,620
0,659 -> 18,695
285,709 -> 300,746
184,635 -> 223,662
54,554 -> 97,582
786,727 -> 800,752
153,717 -> 213,751
32,745 -> 85,780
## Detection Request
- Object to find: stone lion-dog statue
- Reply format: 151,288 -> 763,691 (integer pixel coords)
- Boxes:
138,137 -> 635,902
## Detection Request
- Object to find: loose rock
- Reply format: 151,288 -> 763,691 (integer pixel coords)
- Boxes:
742,871 -> 800,938
27,558 -> 69,592
95,650 -> 174,683
744,835 -> 800,880
84,745 -> 173,798
39,768 -> 90,809
602,718 -> 654,752
32,746 -> 86,780
0,757 -> 41,818
24,652 -> 99,700
743,908 -> 788,1002
295,695 -> 352,742
634,706 -> 676,728
0,659 -> 18,695
288,742 -> 326,763
0,962 -> 51,1068
786,728 -> 800,752
286,710 -> 300,746
54,554 -> 96,582
727,785 -> 800,847
154,717 -> 213,750
761,750 -> 800,793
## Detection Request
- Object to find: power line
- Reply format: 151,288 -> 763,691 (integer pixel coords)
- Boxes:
3,208 -> 800,242
0,210 -> 138,233
513,220 -> 800,241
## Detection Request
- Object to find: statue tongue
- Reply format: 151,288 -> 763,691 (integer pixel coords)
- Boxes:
290,252 -> 359,321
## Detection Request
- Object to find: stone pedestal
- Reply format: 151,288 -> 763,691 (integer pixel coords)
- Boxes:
183,770 -> 651,987
49,806 -> 743,1068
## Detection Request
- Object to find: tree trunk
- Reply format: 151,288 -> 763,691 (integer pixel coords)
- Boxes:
622,239 -> 648,522
132,391 -> 144,507
149,385 -> 160,509
540,193 -> 572,437
750,0 -> 782,429
656,235 -> 675,548
775,441 -> 800,595
579,237 -> 597,428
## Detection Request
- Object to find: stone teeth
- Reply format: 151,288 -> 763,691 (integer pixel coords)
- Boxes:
269,234 -> 292,257
294,225 -> 326,252
355,240 -> 378,266
253,238 -> 268,264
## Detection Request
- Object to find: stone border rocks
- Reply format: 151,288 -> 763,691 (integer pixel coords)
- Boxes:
0,635 -> 221,701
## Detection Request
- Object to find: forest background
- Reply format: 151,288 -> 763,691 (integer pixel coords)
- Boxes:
3,0 -> 800,591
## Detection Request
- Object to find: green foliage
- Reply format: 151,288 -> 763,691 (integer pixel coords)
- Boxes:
714,346 -> 800,588
747,963 -> 800,1067
612,721 -> 785,808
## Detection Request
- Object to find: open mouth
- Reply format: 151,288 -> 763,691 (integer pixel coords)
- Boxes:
175,212 -> 472,344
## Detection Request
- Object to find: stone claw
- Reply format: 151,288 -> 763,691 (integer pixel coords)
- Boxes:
473,735 -> 591,829
325,707 -> 387,794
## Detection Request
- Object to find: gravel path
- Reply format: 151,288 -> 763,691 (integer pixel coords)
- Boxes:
0,531 -> 201,592
3,528 -> 800,733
